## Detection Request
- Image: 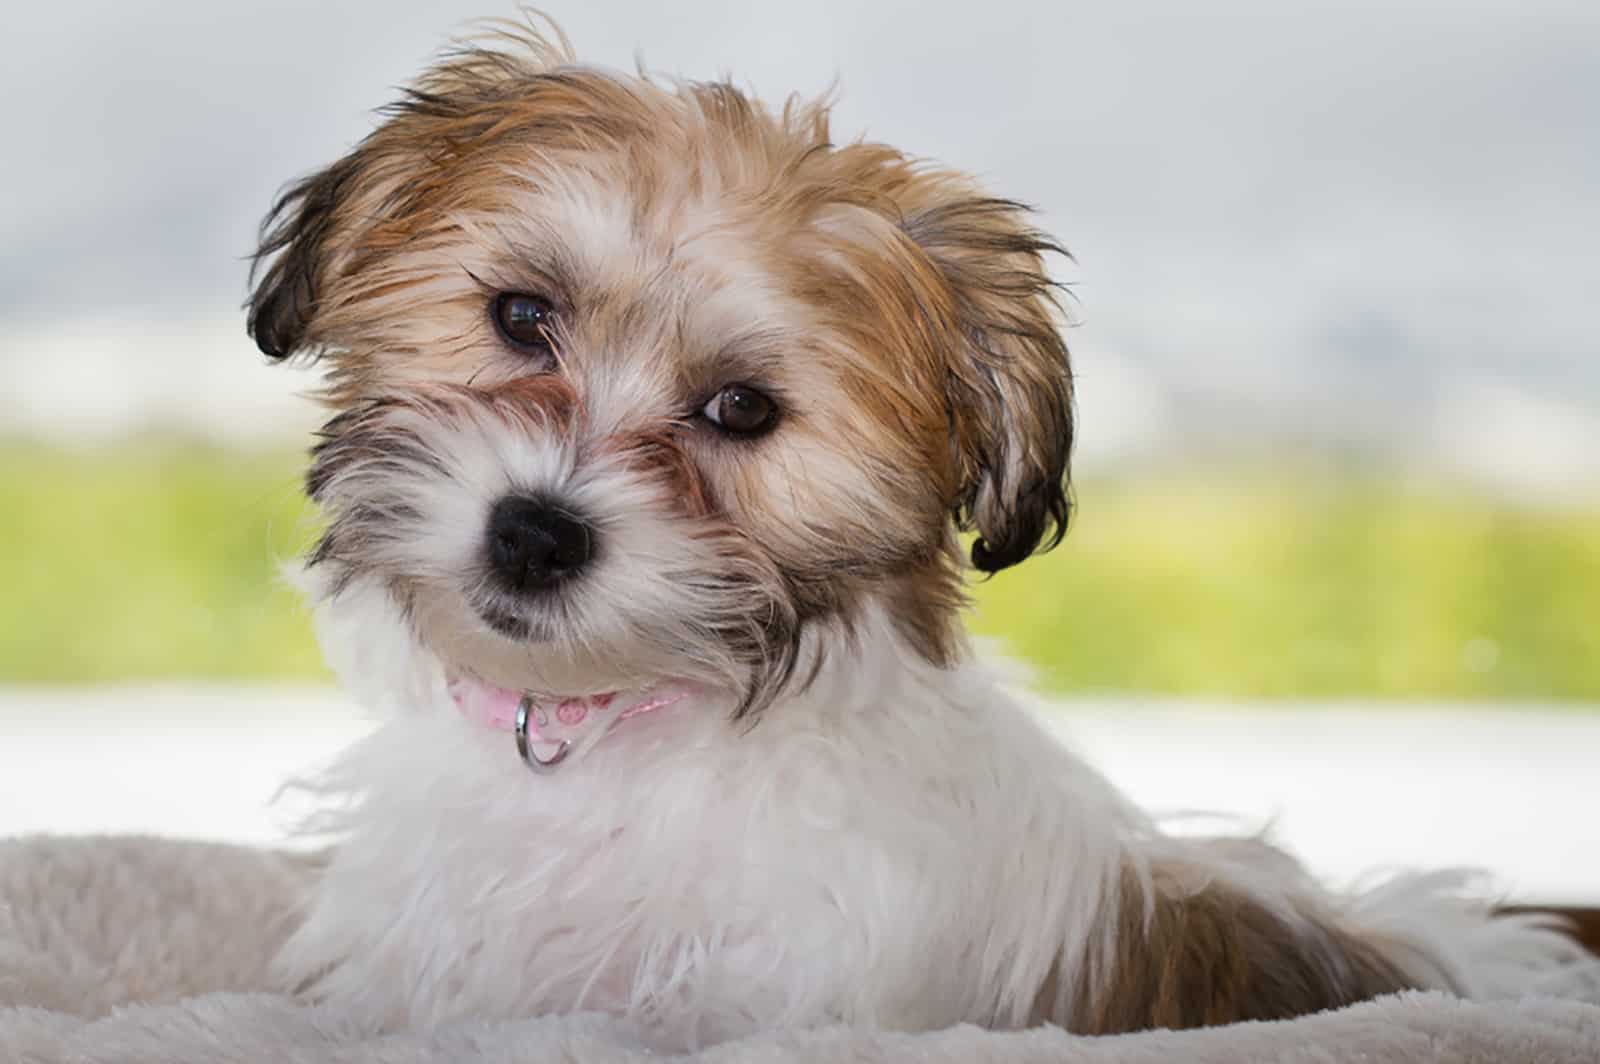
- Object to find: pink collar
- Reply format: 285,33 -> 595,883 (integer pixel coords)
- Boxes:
449,677 -> 688,774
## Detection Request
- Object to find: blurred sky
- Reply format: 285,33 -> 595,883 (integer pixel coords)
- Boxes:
2,1 -> 1597,495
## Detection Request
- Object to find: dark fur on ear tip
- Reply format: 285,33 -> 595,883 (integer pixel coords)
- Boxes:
245,160 -> 357,360
246,274 -> 309,360
968,480 -> 1072,573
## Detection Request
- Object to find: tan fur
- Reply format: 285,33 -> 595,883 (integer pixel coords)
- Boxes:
1032,860 -> 1417,1034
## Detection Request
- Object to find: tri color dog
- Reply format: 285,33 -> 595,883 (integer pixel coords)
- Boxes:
248,20 -> 1595,1050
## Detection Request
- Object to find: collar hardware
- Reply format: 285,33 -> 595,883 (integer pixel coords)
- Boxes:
515,695 -> 572,773
450,678 -> 691,776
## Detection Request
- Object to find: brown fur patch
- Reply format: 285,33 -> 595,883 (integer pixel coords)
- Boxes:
603,428 -> 716,521
1042,861 -> 1415,1034
473,373 -> 581,432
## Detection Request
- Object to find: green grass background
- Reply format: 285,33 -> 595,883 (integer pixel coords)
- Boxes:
4,441 -> 1598,699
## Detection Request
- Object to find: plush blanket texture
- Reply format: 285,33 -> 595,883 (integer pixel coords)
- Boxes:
3,835 -> 1597,1063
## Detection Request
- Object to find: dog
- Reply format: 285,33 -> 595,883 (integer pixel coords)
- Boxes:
246,20 -> 1595,1049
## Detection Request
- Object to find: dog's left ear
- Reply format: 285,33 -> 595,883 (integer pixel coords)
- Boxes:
904,196 -> 1074,573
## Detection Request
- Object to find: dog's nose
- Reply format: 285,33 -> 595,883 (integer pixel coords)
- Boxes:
485,496 -> 595,591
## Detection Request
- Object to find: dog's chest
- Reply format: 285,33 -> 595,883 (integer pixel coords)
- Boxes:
278,687 -> 1084,1045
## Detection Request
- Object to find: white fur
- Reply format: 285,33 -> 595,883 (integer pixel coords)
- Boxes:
278,585 -> 1598,1051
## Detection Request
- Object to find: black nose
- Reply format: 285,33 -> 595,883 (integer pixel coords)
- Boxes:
485,497 -> 595,592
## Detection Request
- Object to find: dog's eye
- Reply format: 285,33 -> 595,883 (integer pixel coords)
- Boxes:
701,384 -> 778,435
492,292 -> 556,355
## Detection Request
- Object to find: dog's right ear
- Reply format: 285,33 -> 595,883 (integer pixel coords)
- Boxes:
246,156 -> 365,361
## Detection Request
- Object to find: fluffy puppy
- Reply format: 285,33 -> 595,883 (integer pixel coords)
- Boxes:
247,21 -> 1595,1050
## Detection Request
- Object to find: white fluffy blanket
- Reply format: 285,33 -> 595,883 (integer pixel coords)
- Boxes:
4,835 -> 1597,1063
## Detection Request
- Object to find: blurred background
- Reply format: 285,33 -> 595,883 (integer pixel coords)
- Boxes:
1,2 -> 1596,888
4,0 -> 1596,696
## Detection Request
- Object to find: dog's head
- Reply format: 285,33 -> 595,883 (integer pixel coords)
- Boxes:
249,25 -> 1073,715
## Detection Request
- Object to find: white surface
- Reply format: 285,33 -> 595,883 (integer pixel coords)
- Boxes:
1,687 -> 1595,903
1051,704 -> 1599,905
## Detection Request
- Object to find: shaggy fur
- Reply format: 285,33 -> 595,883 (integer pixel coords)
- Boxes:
239,18 -> 1598,1052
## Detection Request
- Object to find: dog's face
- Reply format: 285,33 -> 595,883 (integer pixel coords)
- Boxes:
249,30 -> 1073,713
